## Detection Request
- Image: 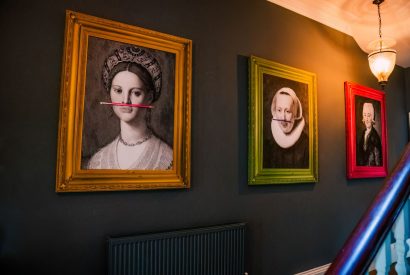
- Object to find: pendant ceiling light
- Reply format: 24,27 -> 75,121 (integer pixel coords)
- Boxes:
368,0 -> 396,89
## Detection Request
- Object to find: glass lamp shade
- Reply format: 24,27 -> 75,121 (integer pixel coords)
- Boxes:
368,49 -> 396,87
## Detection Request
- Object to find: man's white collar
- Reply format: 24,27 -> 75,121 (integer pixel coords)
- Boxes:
271,118 -> 305,149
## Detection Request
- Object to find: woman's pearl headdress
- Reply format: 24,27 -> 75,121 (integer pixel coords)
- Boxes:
102,46 -> 162,101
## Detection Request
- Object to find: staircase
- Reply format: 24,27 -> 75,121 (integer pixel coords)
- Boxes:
326,142 -> 410,274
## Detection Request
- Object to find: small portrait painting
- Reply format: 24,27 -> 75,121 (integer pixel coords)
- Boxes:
344,81 -> 387,179
81,37 -> 175,171
248,56 -> 318,184
263,75 -> 309,169
355,97 -> 382,167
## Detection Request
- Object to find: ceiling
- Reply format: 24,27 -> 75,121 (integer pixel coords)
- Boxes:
267,0 -> 410,68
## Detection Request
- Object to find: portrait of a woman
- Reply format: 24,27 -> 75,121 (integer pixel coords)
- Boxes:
86,46 -> 173,170
268,87 -> 308,168
262,74 -> 309,169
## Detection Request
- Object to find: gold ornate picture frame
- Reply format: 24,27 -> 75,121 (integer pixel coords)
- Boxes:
56,11 -> 192,192
248,56 -> 318,184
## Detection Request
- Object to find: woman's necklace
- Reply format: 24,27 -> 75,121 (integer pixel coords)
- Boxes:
119,131 -> 152,146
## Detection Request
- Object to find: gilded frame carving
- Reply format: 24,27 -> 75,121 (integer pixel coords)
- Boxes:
56,11 -> 192,192
248,56 -> 318,184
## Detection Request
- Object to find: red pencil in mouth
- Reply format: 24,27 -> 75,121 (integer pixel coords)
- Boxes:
272,118 -> 292,123
100,102 -> 154,109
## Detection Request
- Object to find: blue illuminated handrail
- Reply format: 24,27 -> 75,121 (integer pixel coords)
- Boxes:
326,142 -> 410,275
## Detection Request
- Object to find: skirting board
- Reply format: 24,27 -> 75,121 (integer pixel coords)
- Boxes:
294,263 -> 330,275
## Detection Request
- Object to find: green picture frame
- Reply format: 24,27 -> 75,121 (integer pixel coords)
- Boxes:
248,56 -> 318,185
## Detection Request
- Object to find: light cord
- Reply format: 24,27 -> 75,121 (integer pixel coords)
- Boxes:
377,2 -> 382,50
378,3 -> 382,39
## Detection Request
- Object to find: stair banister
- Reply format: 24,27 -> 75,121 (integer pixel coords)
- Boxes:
326,142 -> 410,274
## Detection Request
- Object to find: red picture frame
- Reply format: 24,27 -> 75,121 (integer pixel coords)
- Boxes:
345,82 -> 388,179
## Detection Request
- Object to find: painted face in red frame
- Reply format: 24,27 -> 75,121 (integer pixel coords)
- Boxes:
362,102 -> 375,130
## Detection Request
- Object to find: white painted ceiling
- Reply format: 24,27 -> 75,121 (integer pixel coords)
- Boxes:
267,0 -> 410,68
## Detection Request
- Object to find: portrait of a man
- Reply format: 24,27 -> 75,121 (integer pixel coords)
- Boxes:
263,75 -> 309,169
344,81 -> 387,179
356,99 -> 383,167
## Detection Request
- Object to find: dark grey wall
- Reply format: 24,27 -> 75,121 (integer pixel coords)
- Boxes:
405,68 -> 410,140
406,68 -> 410,107
0,0 -> 408,274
